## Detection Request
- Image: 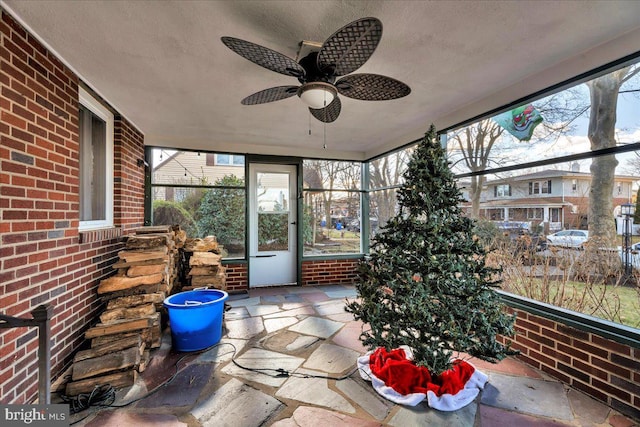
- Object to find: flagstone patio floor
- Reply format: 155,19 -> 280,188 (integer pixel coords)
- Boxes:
66,284 -> 638,427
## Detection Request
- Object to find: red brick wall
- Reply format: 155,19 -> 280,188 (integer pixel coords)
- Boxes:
224,262 -> 248,293
0,9 -> 144,404
301,259 -> 359,286
500,307 -> 640,420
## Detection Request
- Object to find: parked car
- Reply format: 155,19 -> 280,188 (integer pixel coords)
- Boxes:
545,229 -> 589,248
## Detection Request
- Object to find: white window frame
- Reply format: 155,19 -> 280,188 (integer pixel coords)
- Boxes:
78,87 -> 114,231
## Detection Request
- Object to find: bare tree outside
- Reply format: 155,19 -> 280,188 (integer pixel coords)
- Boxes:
586,65 -> 640,247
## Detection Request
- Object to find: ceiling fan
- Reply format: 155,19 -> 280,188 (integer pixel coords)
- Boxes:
221,17 -> 411,123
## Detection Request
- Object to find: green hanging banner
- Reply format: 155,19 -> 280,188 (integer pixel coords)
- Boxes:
493,104 -> 543,141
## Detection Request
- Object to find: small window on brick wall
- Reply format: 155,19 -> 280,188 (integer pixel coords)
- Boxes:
79,87 -> 114,230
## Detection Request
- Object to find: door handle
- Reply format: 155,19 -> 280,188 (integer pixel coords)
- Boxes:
290,221 -> 296,225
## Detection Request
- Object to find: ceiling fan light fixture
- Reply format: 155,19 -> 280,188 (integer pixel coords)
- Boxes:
297,82 -> 336,109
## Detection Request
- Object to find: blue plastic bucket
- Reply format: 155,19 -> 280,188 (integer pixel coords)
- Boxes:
163,289 -> 228,352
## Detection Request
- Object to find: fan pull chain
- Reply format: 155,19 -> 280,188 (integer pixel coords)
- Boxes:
323,121 -> 327,150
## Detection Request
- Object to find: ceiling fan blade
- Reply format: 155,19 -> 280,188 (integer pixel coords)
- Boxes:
309,96 -> 341,123
317,17 -> 382,76
241,86 -> 299,105
336,74 -> 411,101
221,37 -> 305,78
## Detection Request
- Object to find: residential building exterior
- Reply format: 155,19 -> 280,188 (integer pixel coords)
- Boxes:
461,166 -> 636,233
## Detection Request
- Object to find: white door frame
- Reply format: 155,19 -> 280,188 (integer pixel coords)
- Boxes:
248,163 -> 297,287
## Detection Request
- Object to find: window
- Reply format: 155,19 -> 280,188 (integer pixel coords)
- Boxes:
527,208 -> 543,219
572,179 -> 577,191
207,153 -> 245,166
302,160 -> 362,255
150,148 -> 246,259
617,182 -> 622,194
79,88 -> 113,230
528,180 -> 551,194
494,184 -> 511,197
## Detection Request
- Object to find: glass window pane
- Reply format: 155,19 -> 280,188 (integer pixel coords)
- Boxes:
302,160 -> 361,190
79,105 -> 107,221
457,150 -> 640,329
258,212 -> 288,251
447,63 -> 640,175
151,185 -> 246,259
369,146 -> 414,190
302,189 -> 361,255
152,149 -> 245,184
257,172 -> 289,212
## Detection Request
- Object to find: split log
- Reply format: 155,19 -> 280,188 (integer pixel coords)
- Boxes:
189,252 -> 222,266
99,303 -> 156,324
106,293 -> 165,310
66,370 -> 137,396
134,226 -> 172,234
98,273 -> 164,294
118,248 -> 167,262
126,234 -> 171,249
188,266 -> 220,276
138,350 -> 151,373
100,283 -> 168,301
112,257 -> 170,269
71,346 -> 140,381
85,317 -> 154,339
184,236 -> 219,252
91,329 -> 152,348
126,264 -> 167,277
73,336 -> 143,363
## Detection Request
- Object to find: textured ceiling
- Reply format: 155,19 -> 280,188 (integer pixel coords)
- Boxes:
3,1 -> 640,160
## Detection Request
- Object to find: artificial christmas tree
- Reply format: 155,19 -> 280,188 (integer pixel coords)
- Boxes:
346,125 -> 515,381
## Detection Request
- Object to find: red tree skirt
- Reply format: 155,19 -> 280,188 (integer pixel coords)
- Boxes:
357,346 -> 488,411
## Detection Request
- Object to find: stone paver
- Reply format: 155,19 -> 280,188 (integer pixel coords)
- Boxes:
335,377 -> 393,421
313,300 -> 349,316
567,388 -> 610,424
85,411 -> 187,427
271,406 -> 381,427
246,304 -> 281,317
225,317 -> 264,339
303,343 -> 361,374
481,372 -> 573,420
221,348 -> 305,387
264,316 -> 299,333
196,338 -> 247,364
326,312 -> 356,322
288,316 -> 344,338
225,306 -> 250,320
276,370 -> 355,413
324,288 -> 358,299
137,363 -> 212,408
388,401 -> 477,427
331,321 -> 368,353
478,404 -> 573,427
263,306 -> 316,319
191,378 -> 283,427
227,296 -> 262,307
286,335 -> 321,352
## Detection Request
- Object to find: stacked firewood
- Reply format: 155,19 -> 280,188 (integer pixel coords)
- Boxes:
181,236 -> 226,291
64,226 -> 178,396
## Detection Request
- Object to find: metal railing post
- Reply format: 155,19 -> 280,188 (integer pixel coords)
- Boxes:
31,304 -> 53,404
0,303 -> 53,404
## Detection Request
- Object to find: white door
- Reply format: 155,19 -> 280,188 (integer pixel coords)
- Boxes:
249,164 -> 297,287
